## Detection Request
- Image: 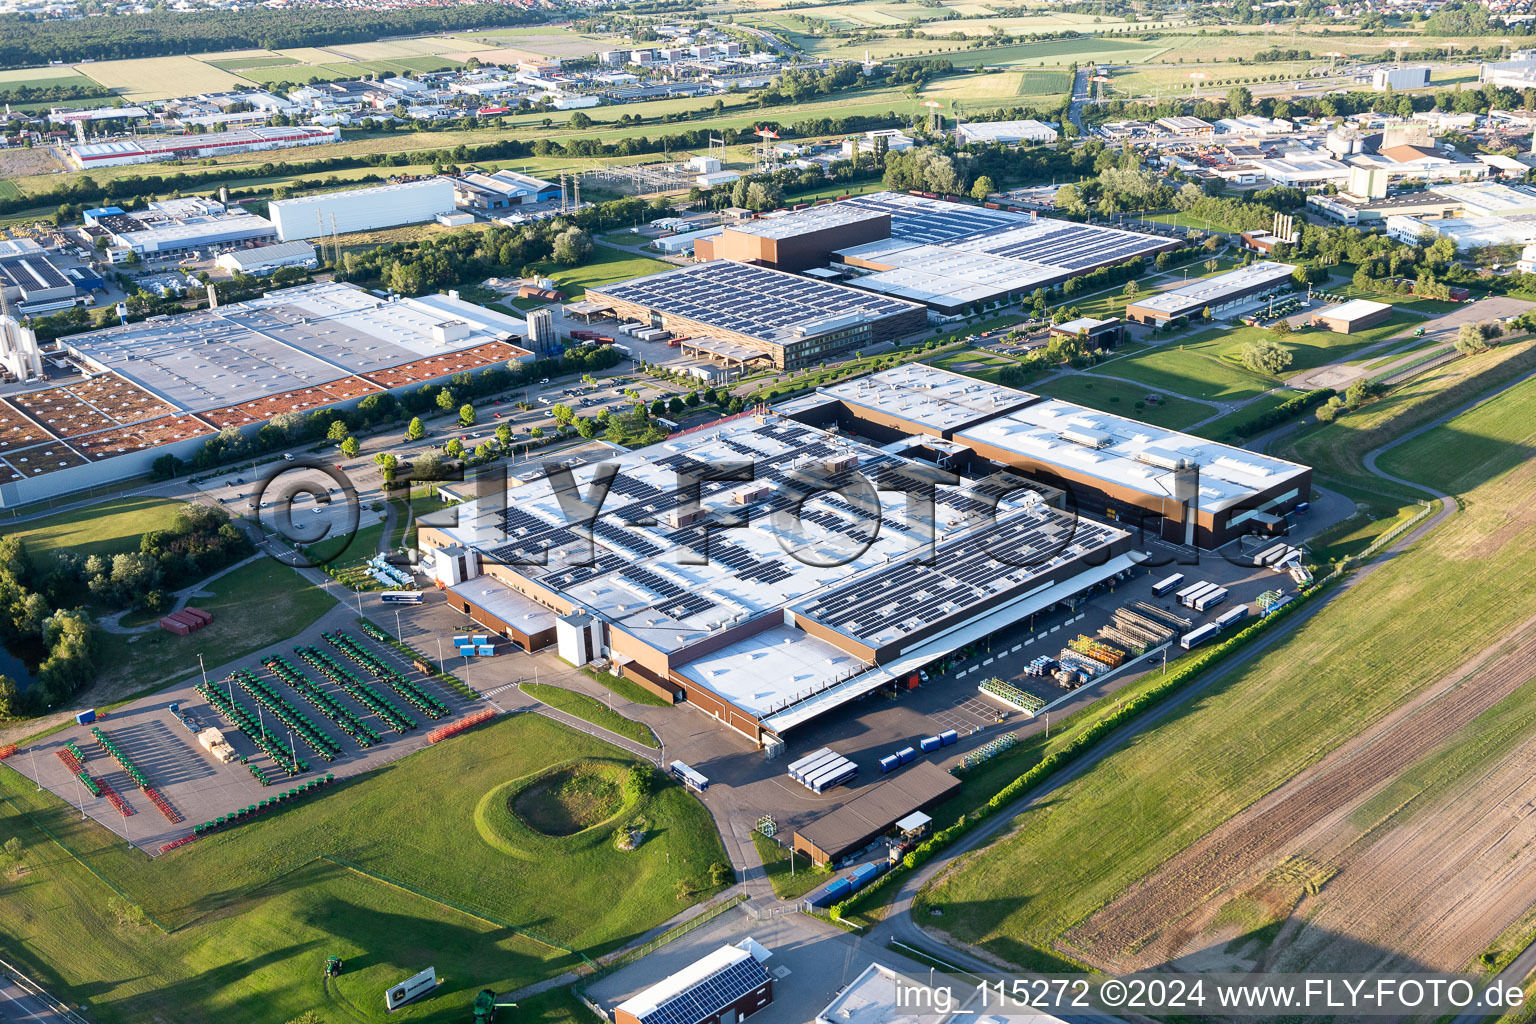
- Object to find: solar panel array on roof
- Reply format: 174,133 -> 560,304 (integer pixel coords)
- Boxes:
591,261 -> 918,344
796,509 -> 1123,644
959,221 -> 1168,271
0,254 -> 71,291
629,956 -> 770,1024
838,191 -> 1030,243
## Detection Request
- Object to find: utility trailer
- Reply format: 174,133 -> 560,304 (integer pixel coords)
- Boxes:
1181,623 -> 1222,649
1151,572 -> 1185,597
1193,587 -> 1228,612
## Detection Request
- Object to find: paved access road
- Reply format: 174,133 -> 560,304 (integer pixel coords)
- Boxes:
0,974 -> 74,1023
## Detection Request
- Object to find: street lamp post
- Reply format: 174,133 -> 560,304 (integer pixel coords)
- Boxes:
395,608 -> 403,644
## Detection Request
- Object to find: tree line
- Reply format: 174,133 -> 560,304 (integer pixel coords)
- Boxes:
0,5 -> 540,68
0,504 -> 252,717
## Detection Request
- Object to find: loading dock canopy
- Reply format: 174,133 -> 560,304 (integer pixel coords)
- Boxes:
681,336 -> 772,363
794,761 -> 959,864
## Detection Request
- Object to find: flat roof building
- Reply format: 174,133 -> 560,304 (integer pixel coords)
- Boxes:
214,240 -> 318,276
816,963 -> 957,1024
829,193 -> 1176,314
89,198 -> 277,257
693,204 -> 890,271
1124,261 -> 1297,324
955,118 -> 1058,146
1312,298 -> 1392,333
419,408 -> 1135,744
452,169 -> 561,212
68,125 -> 338,169
0,282 -> 530,507
954,395 -> 1311,546
585,260 -> 928,370
269,179 -> 456,241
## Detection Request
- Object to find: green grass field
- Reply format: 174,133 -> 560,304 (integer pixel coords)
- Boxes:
92,559 -> 336,697
1378,373 -> 1536,489
531,246 -> 671,301
1088,343 -> 1273,402
920,350 -> 1536,971
523,682 -> 659,748
0,711 -> 724,1023
5,495 -> 180,567
1187,389 -> 1293,442
1031,372 -> 1215,430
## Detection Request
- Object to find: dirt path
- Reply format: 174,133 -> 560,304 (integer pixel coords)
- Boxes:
1062,608 -> 1536,969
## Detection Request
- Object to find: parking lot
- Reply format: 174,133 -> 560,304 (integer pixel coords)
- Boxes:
16,616 -> 482,853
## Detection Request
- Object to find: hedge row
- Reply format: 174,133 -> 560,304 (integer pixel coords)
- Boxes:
829,579 -> 1329,922
1220,388 -> 1336,442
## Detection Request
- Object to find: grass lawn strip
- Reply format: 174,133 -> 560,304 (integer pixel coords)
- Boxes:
522,681 -> 659,748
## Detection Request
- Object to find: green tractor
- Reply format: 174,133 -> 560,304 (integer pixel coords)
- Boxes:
472,990 -> 517,1023
324,956 -> 343,979
1413,327 -> 1426,337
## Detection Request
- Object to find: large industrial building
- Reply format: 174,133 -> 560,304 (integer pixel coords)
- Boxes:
83,198 -> 277,259
67,125 -> 339,169
692,204 -> 890,271
686,193 -> 1176,316
418,365 -> 1308,748
451,169 -> 561,213
0,282 -> 531,507
831,192 -> 1178,314
1123,261 -> 1297,325
955,119 -> 1059,145
269,179 -> 457,241
584,260 -> 928,370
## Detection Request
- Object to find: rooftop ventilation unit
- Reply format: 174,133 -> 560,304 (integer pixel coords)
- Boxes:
1136,450 -> 1188,470
1061,427 -> 1111,448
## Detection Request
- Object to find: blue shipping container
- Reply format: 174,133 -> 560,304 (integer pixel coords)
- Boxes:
813,877 -> 851,906
452,635 -> 470,645
939,729 -> 959,746
848,861 -> 885,888
879,755 -> 900,773
75,709 -> 96,725
919,735 -> 941,753
477,645 -> 496,656
897,746 -> 917,764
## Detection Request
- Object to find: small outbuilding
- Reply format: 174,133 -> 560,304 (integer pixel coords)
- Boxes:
1312,298 -> 1392,334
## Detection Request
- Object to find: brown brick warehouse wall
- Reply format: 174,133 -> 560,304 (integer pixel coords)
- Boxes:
707,214 -> 891,272
956,436 -> 1311,548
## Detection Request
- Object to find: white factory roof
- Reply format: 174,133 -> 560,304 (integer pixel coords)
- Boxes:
842,243 -> 1057,306
217,240 -> 316,270
269,177 -> 452,212
954,398 -> 1310,513
676,624 -> 863,719
1420,214 -> 1536,250
447,580 -> 558,634
1319,298 -> 1391,322
1428,180 -> 1536,217
65,281 -> 527,413
816,963 -> 954,1024
727,202 -> 887,239
1054,315 -> 1118,334
1129,261 -> 1297,316
819,364 -> 1033,432
955,118 -> 1057,145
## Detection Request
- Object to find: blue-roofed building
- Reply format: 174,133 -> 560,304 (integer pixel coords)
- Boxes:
614,939 -> 773,1024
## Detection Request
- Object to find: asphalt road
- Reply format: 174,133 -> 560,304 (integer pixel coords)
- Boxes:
0,975 -> 71,1024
